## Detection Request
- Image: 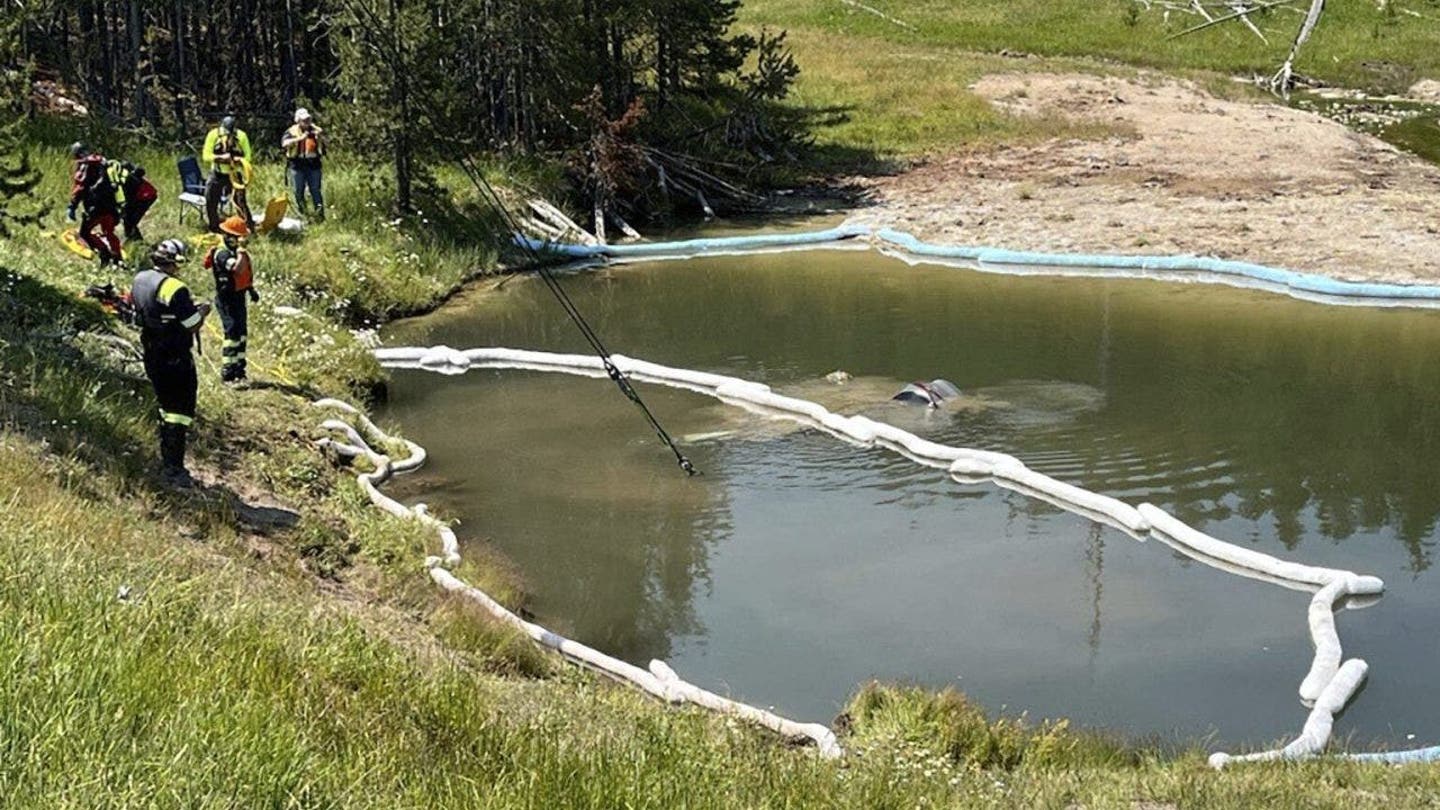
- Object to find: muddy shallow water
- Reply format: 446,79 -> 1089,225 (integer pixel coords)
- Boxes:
379,246 -> 1440,749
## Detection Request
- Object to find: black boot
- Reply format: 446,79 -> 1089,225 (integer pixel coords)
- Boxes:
159,423 -> 195,488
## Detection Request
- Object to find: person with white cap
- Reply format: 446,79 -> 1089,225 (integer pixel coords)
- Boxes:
281,107 -> 326,219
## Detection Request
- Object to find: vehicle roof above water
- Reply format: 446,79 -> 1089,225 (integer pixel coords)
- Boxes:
893,379 -> 961,406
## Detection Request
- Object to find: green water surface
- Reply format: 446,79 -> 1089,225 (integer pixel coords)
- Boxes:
379,246 -> 1440,749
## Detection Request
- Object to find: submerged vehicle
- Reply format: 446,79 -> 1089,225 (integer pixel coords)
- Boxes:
892,379 -> 961,408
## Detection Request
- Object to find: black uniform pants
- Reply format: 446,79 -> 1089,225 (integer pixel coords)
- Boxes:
216,290 -> 248,379
142,344 -> 198,427
204,171 -> 252,232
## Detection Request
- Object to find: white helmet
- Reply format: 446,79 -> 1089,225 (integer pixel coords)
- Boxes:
294,107 -> 312,123
151,238 -> 189,265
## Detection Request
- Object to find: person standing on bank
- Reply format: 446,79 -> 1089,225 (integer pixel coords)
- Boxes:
204,216 -> 259,383
281,107 -> 325,220
202,115 -> 253,233
66,142 -> 124,266
132,239 -> 210,488
112,159 -> 157,240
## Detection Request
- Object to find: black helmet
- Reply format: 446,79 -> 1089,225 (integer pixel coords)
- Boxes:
69,141 -> 89,159
220,116 -> 236,133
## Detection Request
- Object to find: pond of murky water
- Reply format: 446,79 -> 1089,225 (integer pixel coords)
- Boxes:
378,241 -> 1440,749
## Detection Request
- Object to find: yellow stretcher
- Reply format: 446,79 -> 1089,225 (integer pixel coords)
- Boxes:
58,229 -> 127,262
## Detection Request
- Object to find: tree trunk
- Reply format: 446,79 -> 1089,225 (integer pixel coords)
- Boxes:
128,0 -> 144,125
283,0 -> 298,106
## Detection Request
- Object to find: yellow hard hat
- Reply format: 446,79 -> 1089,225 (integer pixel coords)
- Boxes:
219,215 -> 250,237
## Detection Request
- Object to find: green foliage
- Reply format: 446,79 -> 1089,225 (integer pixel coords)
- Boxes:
321,0 -> 805,215
723,28 -> 808,163
742,28 -> 802,103
432,594 -> 555,678
741,0 -> 1440,94
0,131 -> 44,237
0,15 -> 43,236
327,0 -> 448,212
845,682 -> 1136,772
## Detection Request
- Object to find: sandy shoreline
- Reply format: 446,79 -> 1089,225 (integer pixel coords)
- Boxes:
844,73 -> 1440,284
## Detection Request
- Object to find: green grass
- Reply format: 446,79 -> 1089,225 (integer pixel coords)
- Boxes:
760,32 -> 1118,166
740,0 -> 1440,167
9,60 -> 1440,803
744,0 -> 1440,90
11,427 -> 1440,807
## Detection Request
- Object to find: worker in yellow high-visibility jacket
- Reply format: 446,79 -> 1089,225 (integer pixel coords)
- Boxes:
202,115 -> 254,233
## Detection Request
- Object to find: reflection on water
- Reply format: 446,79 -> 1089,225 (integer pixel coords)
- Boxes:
379,248 -> 1440,747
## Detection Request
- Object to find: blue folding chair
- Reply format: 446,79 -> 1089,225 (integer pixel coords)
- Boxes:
177,155 -> 226,223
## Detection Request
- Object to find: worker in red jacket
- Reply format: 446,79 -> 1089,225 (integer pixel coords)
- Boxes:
67,142 -> 123,266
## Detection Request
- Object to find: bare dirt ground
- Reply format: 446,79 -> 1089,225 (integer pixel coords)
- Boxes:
846,72 -> 1440,283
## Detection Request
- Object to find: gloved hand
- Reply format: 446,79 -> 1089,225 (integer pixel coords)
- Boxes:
225,257 -> 239,272
66,204 -> 77,222
248,288 -> 259,303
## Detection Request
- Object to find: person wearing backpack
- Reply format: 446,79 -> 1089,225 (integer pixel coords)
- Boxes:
204,215 -> 260,384
111,160 -> 157,240
66,142 -> 124,266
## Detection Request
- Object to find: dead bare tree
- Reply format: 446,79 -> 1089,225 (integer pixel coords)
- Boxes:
1145,0 -> 1328,97
1271,0 -> 1325,96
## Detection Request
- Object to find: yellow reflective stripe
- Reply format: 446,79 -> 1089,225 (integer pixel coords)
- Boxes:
157,276 -> 186,305
223,339 -> 243,348
160,410 -> 193,426
180,312 -> 203,329
107,164 -> 127,204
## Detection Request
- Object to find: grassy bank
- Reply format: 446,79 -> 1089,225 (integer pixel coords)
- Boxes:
5,102 -> 1440,807
740,0 -> 1440,166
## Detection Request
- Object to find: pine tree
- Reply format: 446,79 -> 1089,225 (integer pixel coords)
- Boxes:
0,13 -> 44,237
329,0 -> 455,212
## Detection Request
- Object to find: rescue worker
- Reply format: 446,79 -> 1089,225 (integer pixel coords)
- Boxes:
202,115 -> 254,233
111,160 -> 157,240
67,142 -> 124,266
281,107 -> 325,219
132,239 -> 210,487
204,215 -> 260,383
